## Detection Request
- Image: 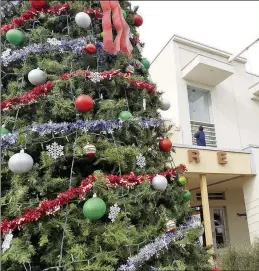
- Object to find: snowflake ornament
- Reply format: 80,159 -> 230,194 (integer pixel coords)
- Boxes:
89,72 -> 104,83
47,38 -> 61,46
46,142 -> 64,159
136,154 -> 146,168
2,48 -> 12,58
2,231 -> 13,253
108,203 -> 121,222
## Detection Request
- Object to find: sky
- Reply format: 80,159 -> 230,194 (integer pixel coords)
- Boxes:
131,1 -> 259,75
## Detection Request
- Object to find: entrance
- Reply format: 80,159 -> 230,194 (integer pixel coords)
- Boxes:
210,207 -> 229,249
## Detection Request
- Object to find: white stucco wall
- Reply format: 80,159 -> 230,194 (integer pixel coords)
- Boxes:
150,36 -> 259,149
191,187 -> 250,247
243,147 -> 259,243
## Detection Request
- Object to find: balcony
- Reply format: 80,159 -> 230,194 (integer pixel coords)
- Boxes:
182,55 -> 234,87
191,121 -> 217,147
249,81 -> 259,101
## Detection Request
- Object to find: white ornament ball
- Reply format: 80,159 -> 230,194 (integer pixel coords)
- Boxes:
151,175 -> 168,190
75,12 -> 91,29
8,149 -> 34,174
28,68 -> 47,86
161,98 -> 171,111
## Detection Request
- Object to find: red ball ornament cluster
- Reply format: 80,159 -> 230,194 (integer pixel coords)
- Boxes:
134,14 -> 143,27
85,43 -> 96,54
159,138 -> 172,152
29,0 -> 47,10
74,94 -> 94,113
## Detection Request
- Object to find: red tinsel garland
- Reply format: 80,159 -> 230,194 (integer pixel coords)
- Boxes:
1,165 -> 186,234
1,70 -> 156,110
1,2 -> 71,33
84,7 -> 103,20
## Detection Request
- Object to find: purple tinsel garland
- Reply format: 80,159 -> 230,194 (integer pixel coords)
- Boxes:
1,119 -> 162,148
117,215 -> 203,271
1,38 -> 108,66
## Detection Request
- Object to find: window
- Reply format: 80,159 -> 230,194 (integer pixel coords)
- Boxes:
188,87 -> 212,123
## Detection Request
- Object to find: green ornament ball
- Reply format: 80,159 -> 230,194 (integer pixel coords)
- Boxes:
141,58 -> 150,69
6,29 -> 25,46
1,126 -> 9,135
83,196 -> 106,220
183,190 -> 191,201
178,176 -> 187,186
122,9 -> 127,19
136,32 -> 140,37
119,111 -> 133,121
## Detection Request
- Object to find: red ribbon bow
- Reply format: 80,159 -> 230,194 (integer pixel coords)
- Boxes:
100,0 -> 133,56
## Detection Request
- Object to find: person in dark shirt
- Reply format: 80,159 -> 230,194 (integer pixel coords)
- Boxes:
194,126 -> 206,146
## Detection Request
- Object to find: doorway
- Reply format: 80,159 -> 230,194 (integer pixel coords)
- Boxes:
210,207 -> 229,249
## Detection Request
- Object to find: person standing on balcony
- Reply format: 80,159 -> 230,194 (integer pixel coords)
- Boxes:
194,126 -> 206,146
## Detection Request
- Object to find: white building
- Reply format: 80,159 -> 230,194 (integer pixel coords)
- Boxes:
150,35 -> 259,250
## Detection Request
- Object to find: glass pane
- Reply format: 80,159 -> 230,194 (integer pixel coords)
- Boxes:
188,88 -> 211,123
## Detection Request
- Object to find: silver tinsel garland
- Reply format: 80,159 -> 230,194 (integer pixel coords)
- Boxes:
1,119 -> 162,148
117,215 -> 203,271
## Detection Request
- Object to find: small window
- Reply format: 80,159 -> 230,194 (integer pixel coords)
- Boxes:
196,192 -> 225,201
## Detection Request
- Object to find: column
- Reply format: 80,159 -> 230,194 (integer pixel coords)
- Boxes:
200,174 -> 213,247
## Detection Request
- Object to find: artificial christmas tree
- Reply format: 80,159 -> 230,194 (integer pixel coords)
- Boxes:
1,1 -> 211,270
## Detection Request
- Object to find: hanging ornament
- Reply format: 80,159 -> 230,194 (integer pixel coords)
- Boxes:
46,142 -> 64,160
83,194 -> 106,220
160,98 -> 171,111
136,154 -> 146,168
1,125 -> 9,135
28,68 -> 47,86
1,231 -> 13,253
108,203 -> 121,222
183,190 -> 191,201
29,0 -> 47,10
178,176 -> 187,186
164,219 -> 177,233
83,143 -> 96,157
75,12 -> 91,28
85,43 -> 96,54
119,111 -> 133,121
141,58 -> 150,69
74,94 -> 94,113
151,175 -> 168,190
134,14 -> 143,27
125,64 -> 135,74
159,138 -> 172,152
143,98 -> 146,111
6,29 -> 25,46
136,32 -> 140,37
8,149 -> 34,174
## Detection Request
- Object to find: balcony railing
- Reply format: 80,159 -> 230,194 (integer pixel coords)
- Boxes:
191,120 -> 217,147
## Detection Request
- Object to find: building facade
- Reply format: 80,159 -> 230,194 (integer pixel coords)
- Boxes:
150,35 -> 259,250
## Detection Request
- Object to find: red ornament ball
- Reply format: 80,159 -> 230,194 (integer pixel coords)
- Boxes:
30,0 -> 47,10
74,95 -> 94,113
134,14 -> 143,27
159,138 -> 172,152
85,43 -> 96,54
211,267 -> 221,271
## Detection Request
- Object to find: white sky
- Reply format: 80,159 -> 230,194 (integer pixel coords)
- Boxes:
131,1 -> 259,75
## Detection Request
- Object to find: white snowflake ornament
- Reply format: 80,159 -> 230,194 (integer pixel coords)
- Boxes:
89,72 -> 104,83
46,142 -> 64,159
108,203 -> 121,222
2,48 -> 11,58
136,154 -> 146,168
2,231 -> 13,253
47,38 -> 61,46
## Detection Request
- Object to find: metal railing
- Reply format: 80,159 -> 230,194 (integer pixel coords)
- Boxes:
191,120 -> 217,147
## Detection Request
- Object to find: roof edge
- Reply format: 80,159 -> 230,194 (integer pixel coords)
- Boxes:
151,34 -> 247,65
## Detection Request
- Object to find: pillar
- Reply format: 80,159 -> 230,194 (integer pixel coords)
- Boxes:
200,174 -> 213,247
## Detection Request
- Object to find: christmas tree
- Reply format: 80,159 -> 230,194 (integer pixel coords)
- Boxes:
1,1 -> 211,270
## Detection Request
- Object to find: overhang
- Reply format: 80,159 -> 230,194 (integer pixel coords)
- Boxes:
182,55 -> 234,87
249,81 -> 259,101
